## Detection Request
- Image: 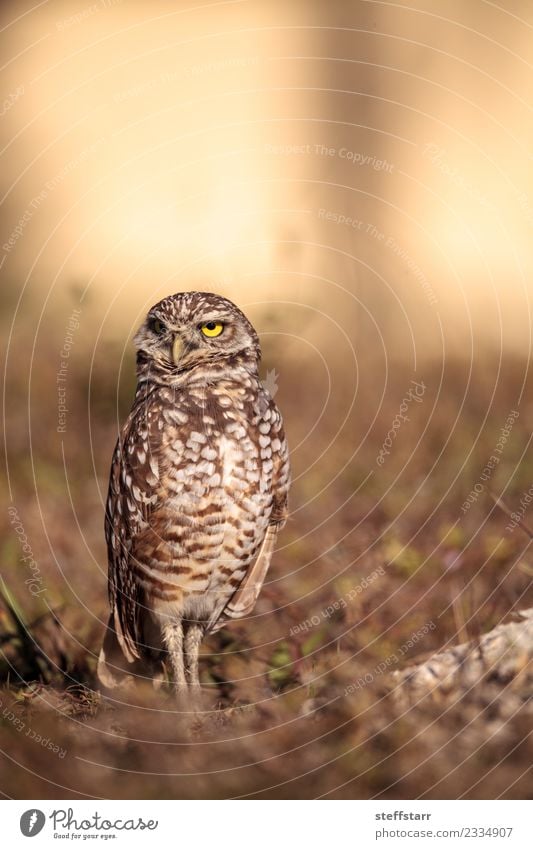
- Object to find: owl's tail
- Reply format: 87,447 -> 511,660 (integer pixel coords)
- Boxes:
97,613 -> 162,690
97,614 -> 135,689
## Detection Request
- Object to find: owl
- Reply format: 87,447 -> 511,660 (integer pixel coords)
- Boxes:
97,291 -> 290,697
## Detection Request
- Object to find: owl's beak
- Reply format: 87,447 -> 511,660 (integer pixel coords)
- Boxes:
172,334 -> 183,365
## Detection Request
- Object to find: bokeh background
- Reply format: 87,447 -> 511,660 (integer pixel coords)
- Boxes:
1,0 -> 533,799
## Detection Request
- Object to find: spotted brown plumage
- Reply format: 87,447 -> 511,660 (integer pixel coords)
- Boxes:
97,292 -> 290,695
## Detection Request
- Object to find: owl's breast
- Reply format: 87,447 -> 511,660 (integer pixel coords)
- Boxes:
136,413 -> 274,621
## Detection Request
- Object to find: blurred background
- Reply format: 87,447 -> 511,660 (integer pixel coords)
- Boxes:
1,0 -> 533,800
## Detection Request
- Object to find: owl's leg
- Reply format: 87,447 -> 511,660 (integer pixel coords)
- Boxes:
161,619 -> 187,694
184,621 -> 204,692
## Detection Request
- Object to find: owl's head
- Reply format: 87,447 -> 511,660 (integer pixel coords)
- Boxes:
133,291 -> 261,381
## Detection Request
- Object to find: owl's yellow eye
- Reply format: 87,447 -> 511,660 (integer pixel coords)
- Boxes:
150,318 -> 165,335
201,321 -> 224,338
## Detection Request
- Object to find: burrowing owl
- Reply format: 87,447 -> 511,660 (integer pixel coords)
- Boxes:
97,291 -> 290,696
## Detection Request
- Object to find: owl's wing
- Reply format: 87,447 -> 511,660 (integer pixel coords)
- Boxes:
217,524 -> 278,624
208,402 -> 290,633
206,525 -> 280,635
101,390 -> 163,669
